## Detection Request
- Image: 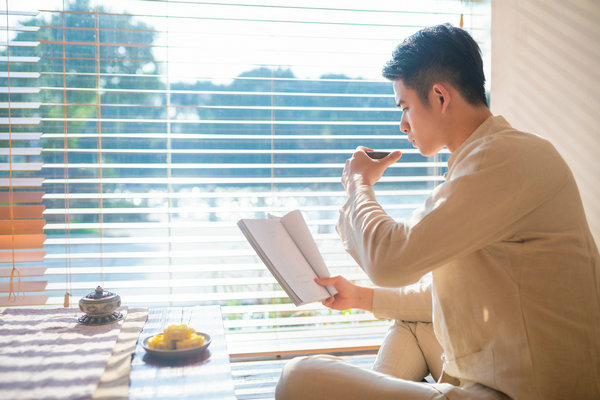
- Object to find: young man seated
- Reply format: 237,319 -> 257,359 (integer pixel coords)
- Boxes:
275,24 -> 600,400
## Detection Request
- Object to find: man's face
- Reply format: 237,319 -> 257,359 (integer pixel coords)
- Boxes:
392,79 -> 445,157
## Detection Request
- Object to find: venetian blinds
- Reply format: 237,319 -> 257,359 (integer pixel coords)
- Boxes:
0,8 -> 47,307
2,0 -> 490,355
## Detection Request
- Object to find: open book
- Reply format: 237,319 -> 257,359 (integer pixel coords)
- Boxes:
237,210 -> 337,306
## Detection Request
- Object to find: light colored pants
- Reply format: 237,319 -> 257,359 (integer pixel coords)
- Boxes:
373,320 -> 444,381
275,321 -> 510,400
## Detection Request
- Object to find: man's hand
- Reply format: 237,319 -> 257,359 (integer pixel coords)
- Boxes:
342,146 -> 402,192
315,275 -> 374,312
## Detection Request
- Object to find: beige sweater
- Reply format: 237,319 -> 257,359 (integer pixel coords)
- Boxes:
337,115 -> 600,400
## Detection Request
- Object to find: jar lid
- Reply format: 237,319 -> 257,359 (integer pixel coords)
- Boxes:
84,286 -> 116,300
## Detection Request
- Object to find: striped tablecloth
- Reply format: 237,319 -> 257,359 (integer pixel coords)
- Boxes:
0,307 -> 145,400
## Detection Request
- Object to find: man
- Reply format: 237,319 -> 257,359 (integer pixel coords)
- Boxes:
275,24 -> 600,400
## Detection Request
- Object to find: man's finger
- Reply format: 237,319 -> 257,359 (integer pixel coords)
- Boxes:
382,150 -> 402,166
321,297 -> 334,307
356,145 -> 373,153
315,276 -> 337,286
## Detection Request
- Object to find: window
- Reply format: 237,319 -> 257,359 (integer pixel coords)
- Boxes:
1,0 -> 490,355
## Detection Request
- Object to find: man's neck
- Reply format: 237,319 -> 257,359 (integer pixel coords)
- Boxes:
446,106 -> 492,152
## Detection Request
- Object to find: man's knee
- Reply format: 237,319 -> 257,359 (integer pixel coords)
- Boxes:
275,355 -> 332,400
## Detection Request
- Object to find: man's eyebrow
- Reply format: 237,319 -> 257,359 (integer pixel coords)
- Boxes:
395,99 -> 405,108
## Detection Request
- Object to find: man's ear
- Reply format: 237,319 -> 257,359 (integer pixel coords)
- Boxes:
431,83 -> 450,113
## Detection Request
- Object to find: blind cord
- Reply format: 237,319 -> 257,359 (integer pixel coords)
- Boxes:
61,0 -> 72,307
95,7 -> 105,287
6,0 -> 24,302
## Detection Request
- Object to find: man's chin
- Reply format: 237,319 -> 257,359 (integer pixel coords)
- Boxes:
419,146 -> 444,157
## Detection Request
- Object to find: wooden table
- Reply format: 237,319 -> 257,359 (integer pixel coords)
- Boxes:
129,306 -> 236,400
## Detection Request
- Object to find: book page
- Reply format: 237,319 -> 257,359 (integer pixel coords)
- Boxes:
280,210 -> 328,278
280,210 -> 337,296
239,218 -> 331,305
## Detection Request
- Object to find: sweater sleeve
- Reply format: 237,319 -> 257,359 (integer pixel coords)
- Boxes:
372,277 -> 432,322
337,136 -> 568,287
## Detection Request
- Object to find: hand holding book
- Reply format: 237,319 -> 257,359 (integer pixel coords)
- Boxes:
237,210 -> 337,306
314,275 -> 373,312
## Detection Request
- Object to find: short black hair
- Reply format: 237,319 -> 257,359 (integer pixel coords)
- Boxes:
382,23 -> 487,107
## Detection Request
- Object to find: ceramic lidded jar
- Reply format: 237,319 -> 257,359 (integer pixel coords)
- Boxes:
78,286 -> 123,325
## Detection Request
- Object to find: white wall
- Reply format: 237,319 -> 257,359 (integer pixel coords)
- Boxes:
491,0 -> 600,245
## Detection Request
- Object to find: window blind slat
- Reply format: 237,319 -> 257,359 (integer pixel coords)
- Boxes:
0,234 -> 46,250
0,163 -> 43,171
42,261 -> 364,275
1,178 -> 44,187
41,176 -> 443,184
0,72 -> 40,79
0,148 -> 42,156
0,280 -> 47,292
41,189 -> 432,200
0,251 -> 46,263
0,294 -> 49,307
0,132 -> 42,140
40,204 -> 423,218
0,205 -> 45,219
0,266 -> 47,277
42,162 -> 446,169
0,220 -> 45,234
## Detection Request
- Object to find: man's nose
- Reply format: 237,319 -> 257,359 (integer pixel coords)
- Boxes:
400,118 -> 409,134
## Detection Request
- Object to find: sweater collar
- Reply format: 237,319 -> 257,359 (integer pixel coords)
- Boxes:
447,115 -> 512,169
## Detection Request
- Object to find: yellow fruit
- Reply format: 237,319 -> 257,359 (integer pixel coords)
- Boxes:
156,340 -> 174,350
164,324 -> 194,342
149,324 -> 200,350
148,334 -> 167,349
175,333 -> 204,349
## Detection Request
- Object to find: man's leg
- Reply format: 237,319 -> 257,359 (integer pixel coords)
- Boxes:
275,355 -> 510,400
373,320 -> 443,381
415,321 -> 444,381
275,354 -> 446,400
